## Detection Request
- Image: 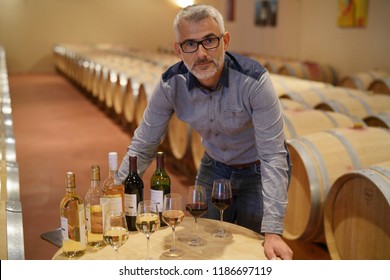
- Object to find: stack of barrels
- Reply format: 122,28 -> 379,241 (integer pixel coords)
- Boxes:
53,44 -> 390,260
0,46 -> 24,260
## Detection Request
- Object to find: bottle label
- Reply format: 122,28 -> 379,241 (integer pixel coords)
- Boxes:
60,216 -> 69,241
124,194 -> 137,216
86,205 -> 103,234
78,204 -> 86,246
61,203 -> 86,246
105,196 -> 123,213
151,189 -> 164,212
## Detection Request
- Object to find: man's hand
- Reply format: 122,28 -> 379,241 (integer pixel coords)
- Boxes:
263,233 -> 293,260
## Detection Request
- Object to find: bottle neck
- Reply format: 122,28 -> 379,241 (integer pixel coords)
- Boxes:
156,155 -> 165,171
91,179 -> 100,188
129,156 -> 138,175
108,169 -> 118,177
66,187 -> 76,195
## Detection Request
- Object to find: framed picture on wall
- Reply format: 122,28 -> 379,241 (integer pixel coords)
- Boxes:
254,0 -> 278,27
338,0 -> 368,27
226,0 -> 235,21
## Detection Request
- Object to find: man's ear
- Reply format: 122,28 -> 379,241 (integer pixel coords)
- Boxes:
223,31 -> 230,51
173,42 -> 181,56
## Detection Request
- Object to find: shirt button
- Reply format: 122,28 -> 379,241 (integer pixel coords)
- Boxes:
210,119 -> 214,122
215,133 -> 219,136
209,95 -> 212,100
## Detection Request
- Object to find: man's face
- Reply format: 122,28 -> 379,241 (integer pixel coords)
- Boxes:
174,17 -> 229,84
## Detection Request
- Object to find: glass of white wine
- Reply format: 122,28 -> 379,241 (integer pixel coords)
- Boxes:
162,193 -> 185,257
136,200 -> 160,260
103,211 -> 129,254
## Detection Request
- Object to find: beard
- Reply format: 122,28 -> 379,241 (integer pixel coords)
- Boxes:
184,52 -> 225,80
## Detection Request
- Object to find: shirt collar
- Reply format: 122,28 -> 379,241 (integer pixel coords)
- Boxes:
187,53 -> 230,92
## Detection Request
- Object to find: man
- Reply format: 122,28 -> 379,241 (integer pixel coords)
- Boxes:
119,4 -> 292,260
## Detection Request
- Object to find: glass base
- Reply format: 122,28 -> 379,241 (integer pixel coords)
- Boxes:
213,229 -> 232,239
187,237 -> 207,247
141,256 -> 158,260
163,247 -> 185,258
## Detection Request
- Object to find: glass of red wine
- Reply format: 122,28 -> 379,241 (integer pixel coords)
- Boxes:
211,179 -> 232,238
186,185 -> 208,246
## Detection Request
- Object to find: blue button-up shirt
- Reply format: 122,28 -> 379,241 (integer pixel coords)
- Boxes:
119,51 -> 289,234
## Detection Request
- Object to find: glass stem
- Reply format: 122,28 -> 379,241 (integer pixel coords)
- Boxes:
219,210 -> 224,233
172,226 -> 176,250
146,234 -> 150,259
194,217 -> 199,239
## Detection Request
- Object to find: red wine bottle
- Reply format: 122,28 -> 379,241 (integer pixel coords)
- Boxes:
123,155 -> 144,231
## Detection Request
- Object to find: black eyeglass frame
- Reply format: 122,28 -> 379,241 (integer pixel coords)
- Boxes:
178,34 -> 224,53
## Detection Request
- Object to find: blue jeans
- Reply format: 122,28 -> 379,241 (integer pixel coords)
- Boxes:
195,153 -> 263,233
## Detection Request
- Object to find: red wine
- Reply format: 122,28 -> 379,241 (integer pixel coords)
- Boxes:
211,197 -> 232,211
186,202 -> 208,218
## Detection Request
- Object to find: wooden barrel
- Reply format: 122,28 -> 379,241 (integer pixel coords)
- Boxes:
167,113 -> 192,161
0,200 -> 7,259
339,70 -> 389,90
134,84 -> 149,129
97,67 -> 110,105
363,112 -> 390,129
113,75 -> 129,117
324,161 -> 390,259
368,77 -> 390,95
133,68 -> 161,129
0,160 -> 7,201
278,61 -> 310,79
191,129 -> 204,171
314,93 -> 390,119
270,73 -> 328,98
279,98 -> 308,110
91,64 -> 102,100
104,71 -> 118,111
284,126 -> 390,242
283,109 -> 358,139
303,61 -> 338,85
122,78 -> 139,127
280,87 -> 368,109
85,61 -> 95,94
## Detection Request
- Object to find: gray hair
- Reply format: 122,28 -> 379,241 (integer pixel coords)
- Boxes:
173,4 -> 225,39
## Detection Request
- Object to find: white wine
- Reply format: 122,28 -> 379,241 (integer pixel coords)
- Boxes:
162,210 -> 185,227
60,172 -> 87,257
85,165 -> 106,247
136,213 -> 160,235
103,227 -> 129,249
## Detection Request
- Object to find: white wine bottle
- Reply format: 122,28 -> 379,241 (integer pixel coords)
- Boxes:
150,151 -> 171,227
60,172 -> 87,257
85,165 -> 106,248
103,152 -> 125,212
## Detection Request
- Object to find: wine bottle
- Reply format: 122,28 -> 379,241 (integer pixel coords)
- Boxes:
123,155 -> 144,231
150,151 -> 171,227
85,165 -> 106,248
103,152 -> 125,212
60,171 -> 86,257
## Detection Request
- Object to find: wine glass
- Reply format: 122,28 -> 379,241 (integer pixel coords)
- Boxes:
186,185 -> 208,246
135,200 -> 160,260
211,179 -> 233,238
162,193 -> 185,257
103,211 -> 129,254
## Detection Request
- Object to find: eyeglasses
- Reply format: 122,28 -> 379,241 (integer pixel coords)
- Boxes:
179,34 -> 223,53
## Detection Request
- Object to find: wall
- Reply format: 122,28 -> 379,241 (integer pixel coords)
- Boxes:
0,0 -> 389,78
